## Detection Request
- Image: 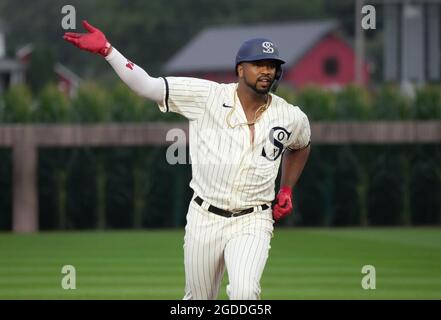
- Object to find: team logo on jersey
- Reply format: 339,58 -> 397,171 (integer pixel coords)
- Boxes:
262,41 -> 275,54
261,127 -> 291,161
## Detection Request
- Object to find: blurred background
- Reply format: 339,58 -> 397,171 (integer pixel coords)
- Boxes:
0,0 -> 440,232
0,0 -> 441,301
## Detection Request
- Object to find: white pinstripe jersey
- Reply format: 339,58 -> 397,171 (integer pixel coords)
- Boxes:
158,77 -> 310,211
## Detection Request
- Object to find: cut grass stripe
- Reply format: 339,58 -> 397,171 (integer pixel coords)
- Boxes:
0,228 -> 440,299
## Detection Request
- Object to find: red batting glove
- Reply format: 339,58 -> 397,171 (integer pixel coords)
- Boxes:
273,186 -> 293,221
63,20 -> 111,57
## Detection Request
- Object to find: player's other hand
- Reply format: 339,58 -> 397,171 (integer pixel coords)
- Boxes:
63,20 -> 111,57
273,186 -> 293,221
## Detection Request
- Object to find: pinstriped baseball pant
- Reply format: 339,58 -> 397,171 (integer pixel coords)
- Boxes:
183,196 -> 274,300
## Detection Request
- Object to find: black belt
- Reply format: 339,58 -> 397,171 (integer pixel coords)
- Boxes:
194,196 -> 269,218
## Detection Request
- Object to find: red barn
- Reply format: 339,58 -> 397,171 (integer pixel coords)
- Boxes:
164,20 -> 370,89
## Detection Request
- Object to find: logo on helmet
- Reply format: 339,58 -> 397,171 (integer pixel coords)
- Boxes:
262,41 -> 275,54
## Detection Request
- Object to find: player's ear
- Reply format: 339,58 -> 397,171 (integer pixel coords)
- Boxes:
237,63 -> 244,78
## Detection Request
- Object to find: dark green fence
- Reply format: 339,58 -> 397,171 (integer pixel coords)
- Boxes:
0,83 -> 440,230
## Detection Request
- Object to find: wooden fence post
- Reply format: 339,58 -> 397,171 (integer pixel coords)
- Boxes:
12,127 -> 38,233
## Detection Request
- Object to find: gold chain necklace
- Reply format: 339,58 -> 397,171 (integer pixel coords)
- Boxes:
226,88 -> 271,129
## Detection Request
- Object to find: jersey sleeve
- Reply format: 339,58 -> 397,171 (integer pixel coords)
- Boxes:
157,77 -> 215,121
287,108 -> 311,151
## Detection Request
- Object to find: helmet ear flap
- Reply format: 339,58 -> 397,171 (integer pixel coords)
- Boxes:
271,65 -> 283,92
275,65 -> 282,80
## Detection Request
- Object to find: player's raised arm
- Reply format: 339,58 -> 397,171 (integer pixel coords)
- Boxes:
63,20 -> 164,104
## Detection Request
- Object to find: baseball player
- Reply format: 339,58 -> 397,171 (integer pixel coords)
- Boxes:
64,21 -> 311,300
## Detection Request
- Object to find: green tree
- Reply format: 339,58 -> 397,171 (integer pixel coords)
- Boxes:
72,83 -> 111,229
409,87 -> 441,226
2,85 -> 33,123
110,84 -> 153,228
334,85 -> 372,225
27,45 -> 56,94
335,85 -> 372,120
295,85 -> 335,121
35,84 -> 73,229
110,83 -> 147,122
34,84 -> 70,123
413,86 -> 441,120
71,82 -> 110,123
372,86 -> 412,225
275,84 -> 296,105
373,85 -> 411,120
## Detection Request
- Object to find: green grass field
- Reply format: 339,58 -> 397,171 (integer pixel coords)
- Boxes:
0,228 -> 440,299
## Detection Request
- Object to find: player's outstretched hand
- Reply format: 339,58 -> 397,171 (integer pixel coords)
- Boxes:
63,20 -> 111,57
273,186 -> 293,221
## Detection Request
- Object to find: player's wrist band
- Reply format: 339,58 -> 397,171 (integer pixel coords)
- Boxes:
100,42 -> 112,57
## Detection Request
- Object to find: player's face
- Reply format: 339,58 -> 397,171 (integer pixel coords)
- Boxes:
239,60 -> 277,94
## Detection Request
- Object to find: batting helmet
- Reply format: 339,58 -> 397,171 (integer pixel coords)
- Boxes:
235,38 -> 286,92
